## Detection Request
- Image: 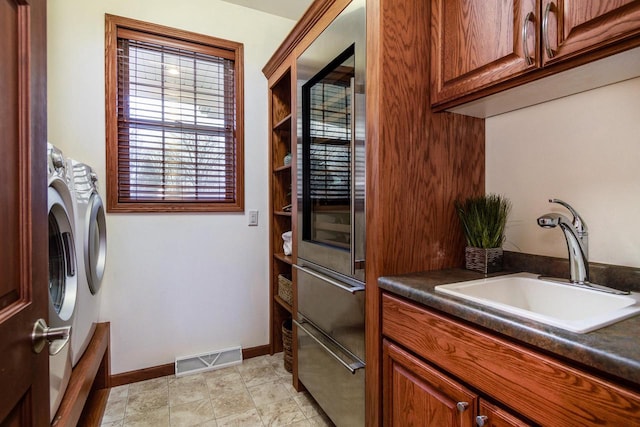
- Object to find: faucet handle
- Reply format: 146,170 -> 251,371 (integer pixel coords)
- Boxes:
548,199 -> 588,235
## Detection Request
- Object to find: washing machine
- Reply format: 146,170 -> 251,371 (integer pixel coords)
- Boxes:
47,143 -> 77,421
68,159 -> 107,367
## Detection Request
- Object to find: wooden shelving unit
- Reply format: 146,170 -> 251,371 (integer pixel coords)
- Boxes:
268,68 -> 294,355
263,0 -> 353,395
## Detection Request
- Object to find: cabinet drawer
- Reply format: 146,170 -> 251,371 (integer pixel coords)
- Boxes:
297,320 -> 364,426
382,293 -> 640,426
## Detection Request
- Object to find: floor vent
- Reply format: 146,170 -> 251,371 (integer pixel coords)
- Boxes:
175,345 -> 243,377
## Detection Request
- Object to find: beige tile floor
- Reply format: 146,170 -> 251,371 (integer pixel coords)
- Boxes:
101,353 -> 335,427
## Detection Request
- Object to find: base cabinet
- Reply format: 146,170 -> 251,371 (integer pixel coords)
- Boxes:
383,340 -> 530,427
382,293 -> 640,426
383,340 -> 476,427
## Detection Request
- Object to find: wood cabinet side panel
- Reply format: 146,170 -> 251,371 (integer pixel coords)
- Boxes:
382,294 -> 640,427
366,0 -> 485,423
369,3 -> 485,279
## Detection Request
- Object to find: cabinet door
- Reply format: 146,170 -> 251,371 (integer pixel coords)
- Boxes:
476,400 -> 533,427
542,0 -> 640,64
431,0 -> 539,106
383,340 -> 477,427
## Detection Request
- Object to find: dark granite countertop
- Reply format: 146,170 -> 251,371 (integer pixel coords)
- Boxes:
378,268 -> 640,386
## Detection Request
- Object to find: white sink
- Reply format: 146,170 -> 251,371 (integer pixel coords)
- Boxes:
435,273 -> 640,333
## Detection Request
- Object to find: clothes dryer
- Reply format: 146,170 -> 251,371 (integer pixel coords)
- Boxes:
46,143 -> 77,421
68,159 -> 107,367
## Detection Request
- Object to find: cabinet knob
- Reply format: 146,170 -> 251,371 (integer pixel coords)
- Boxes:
476,415 -> 489,426
456,402 -> 469,412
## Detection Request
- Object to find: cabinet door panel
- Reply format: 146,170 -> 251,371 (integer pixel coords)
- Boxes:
477,400 -> 533,427
543,0 -> 640,63
431,0 -> 538,105
383,340 -> 477,427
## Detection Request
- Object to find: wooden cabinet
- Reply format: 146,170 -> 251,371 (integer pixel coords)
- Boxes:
543,0 -> 640,64
383,340 -> 478,427
383,340 -> 531,427
382,293 -> 640,426
431,0 -> 640,107
430,0 -> 539,106
268,68 -> 293,355
265,0 -> 486,419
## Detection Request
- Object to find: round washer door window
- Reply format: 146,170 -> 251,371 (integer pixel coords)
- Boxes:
48,187 -> 77,321
85,192 -> 106,294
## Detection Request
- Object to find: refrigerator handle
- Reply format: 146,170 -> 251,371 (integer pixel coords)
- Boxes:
294,319 -> 365,374
294,264 -> 365,294
349,77 -> 367,275
350,76 -> 357,276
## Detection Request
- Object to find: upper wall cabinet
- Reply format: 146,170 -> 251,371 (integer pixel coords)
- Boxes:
544,0 -> 640,64
430,0 -> 539,106
430,0 -> 640,110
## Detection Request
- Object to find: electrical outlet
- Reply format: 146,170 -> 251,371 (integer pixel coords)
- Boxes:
248,210 -> 259,226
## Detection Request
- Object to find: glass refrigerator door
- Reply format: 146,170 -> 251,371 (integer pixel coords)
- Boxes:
302,46 -> 355,251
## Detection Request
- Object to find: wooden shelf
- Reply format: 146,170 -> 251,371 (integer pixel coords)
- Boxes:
274,252 -> 293,265
274,164 -> 292,173
273,113 -> 292,131
274,295 -> 293,313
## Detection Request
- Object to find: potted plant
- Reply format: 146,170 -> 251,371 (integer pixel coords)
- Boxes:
455,194 -> 511,274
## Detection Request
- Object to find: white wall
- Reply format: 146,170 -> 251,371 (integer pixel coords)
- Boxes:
47,0 -> 295,374
487,77 -> 640,268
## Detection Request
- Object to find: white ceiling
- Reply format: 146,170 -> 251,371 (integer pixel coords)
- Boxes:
219,0 -> 313,21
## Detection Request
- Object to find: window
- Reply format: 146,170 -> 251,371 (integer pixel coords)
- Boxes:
105,15 -> 244,212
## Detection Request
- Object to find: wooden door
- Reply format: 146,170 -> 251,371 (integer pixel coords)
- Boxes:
542,0 -> 640,64
477,400 -> 533,427
430,0 -> 539,106
0,0 -> 49,425
383,340 -> 478,427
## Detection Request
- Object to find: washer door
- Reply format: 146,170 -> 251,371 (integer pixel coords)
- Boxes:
85,191 -> 106,294
48,186 -> 77,323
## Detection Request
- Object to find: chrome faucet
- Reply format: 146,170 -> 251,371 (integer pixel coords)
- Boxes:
536,199 -> 629,295
537,199 -> 589,284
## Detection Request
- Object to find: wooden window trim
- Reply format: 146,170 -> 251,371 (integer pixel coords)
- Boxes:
105,14 -> 244,213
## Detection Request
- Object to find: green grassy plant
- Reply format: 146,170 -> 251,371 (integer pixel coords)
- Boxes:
455,194 -> 511,249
